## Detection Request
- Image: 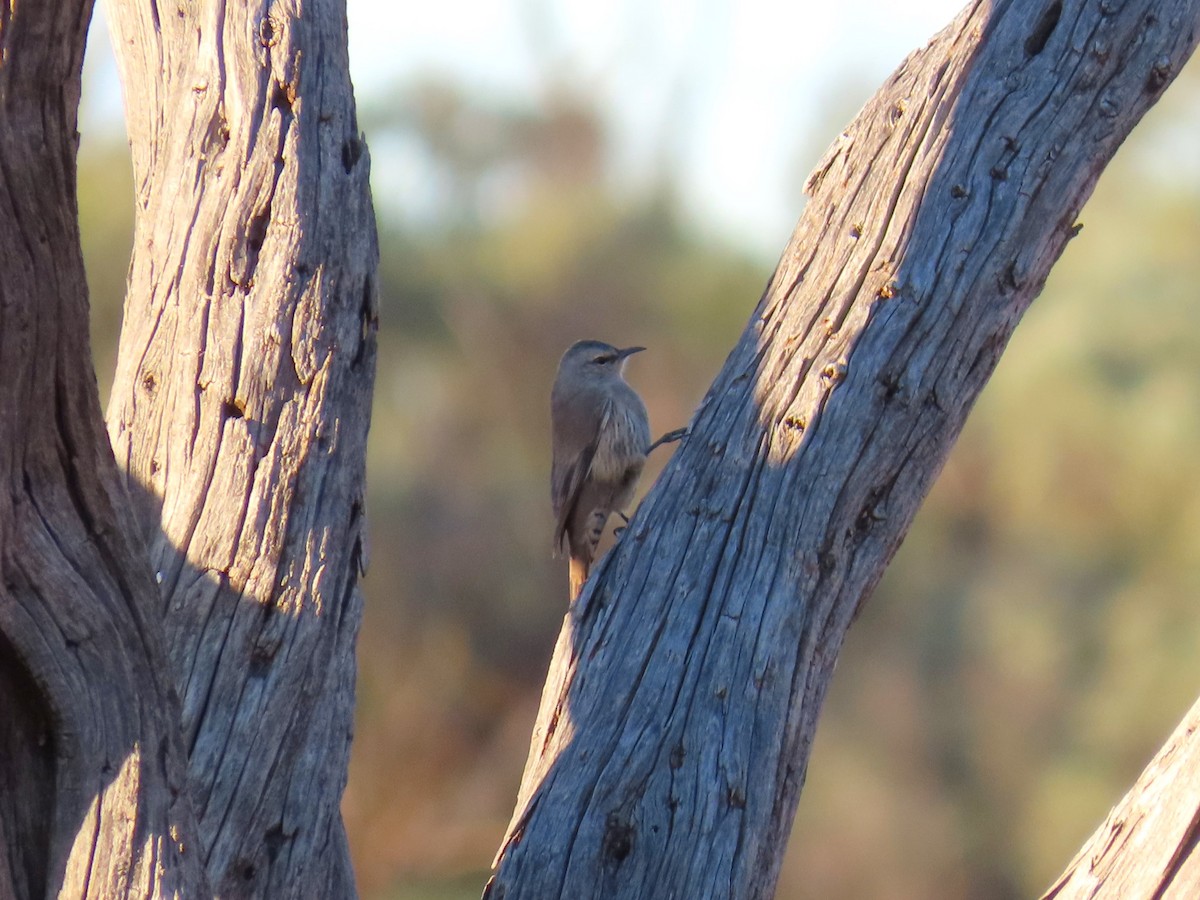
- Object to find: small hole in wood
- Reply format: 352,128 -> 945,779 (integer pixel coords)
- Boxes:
1024,0 -> 1062,57
341,136 -> 363,174
247,211 -> 269,252
602,814 -> 634,863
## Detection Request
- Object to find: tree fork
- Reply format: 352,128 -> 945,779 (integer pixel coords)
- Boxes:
489,0 -> 1200,897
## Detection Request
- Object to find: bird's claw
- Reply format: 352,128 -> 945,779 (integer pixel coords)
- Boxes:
647,427 -> 689,454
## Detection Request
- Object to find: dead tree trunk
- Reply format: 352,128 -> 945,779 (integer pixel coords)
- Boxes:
99,0 -> 378,896
0,0 -> 376,896
488,0 -> 1200,897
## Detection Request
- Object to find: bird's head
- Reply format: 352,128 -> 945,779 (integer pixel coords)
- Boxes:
559,340 -> 645,380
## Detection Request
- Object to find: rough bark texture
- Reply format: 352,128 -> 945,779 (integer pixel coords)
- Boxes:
1042,697 -> 1200,899
489,1 -> 1200,897
0,2 -> 208,898
100,0 -> 378,896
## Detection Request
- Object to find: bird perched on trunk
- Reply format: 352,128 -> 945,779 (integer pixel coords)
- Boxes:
551,340 -> 651,601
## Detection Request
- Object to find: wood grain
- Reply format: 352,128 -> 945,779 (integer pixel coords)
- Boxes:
103,0 -> 378,895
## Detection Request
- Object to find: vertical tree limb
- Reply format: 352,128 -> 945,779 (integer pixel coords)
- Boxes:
103,0 -> 378,894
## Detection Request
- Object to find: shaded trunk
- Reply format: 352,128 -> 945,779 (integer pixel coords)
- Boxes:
0,2 -> 207,896
489,0 -> 1200,897
101,0 -> 378,895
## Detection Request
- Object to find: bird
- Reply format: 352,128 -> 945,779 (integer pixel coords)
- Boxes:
551,340 -> 651,601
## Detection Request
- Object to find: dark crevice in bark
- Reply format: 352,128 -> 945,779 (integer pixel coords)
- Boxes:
0,630 -> 55,899
1025,1 -> 1063,57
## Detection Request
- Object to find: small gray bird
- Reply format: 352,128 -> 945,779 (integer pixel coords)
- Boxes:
551,340 -> 651,601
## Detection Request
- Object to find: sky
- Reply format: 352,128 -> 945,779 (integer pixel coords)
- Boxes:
82,0 -> 1198,258
82,0 -> 971,257
341,0 -> 967,253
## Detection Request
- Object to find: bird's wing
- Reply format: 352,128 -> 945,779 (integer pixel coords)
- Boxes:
551,400 -> 610,556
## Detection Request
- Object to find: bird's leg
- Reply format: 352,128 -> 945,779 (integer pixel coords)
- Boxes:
647,427 -> 689,454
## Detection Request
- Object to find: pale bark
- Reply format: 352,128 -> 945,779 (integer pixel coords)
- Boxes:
488,1 -> 1200,897
100,0 -> 378,896
0,1 -> 208,897
1042,696 -> 1200,899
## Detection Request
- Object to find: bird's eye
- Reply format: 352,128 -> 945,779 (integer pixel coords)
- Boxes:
594,354 -> 614,365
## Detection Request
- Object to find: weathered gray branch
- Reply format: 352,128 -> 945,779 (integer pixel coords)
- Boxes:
1042,696 -> 1200,898
101,0 -> 378,895
488,0 -> 1200,897
0,2 -> 208,896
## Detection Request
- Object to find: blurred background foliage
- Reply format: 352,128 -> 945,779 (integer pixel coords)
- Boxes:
78,13 -> 1200,900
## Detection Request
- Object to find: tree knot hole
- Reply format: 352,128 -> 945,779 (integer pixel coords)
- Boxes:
821,359 -> 847,382
249,641 -> 277,677
857,495 -> 886,533
878,371 -> 902,402
342,136 -> 363,174
1024,1 -> 1062,58
248,210 -> 269,252
271,80 -> 294,114
258,15 -> 278,48
669,743 -> 686,769
264,823 -> 295,862
1097,90 -> 1121,118
727,786 -> 746,809
236,858 -> 257,882
222,398 -> 247,421
356,275 -> 377,366
1145,56 -> 1172,93
603,813 -> 634,863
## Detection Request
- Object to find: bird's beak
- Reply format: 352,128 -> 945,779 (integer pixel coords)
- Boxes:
616,346 -> 646,361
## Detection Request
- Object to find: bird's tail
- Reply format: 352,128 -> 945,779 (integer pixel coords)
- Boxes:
568,556 -> 589,602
